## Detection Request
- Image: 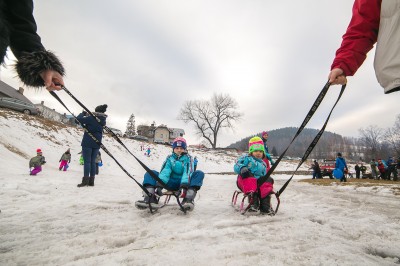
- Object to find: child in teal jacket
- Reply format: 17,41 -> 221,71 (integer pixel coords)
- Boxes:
234,137 -> 275,215
135,137 -> 205,211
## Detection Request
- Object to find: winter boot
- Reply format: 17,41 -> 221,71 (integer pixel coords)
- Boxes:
88,176 -> 95,186
77,177 -> 90,187
135,187 -> 160,210
260,195 -> 275,216
182,188 -> 197,211
248,193 -> 260,212
59,167 -> 62,171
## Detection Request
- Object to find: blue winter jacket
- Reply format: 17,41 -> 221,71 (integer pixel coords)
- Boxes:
234,154 -> 267,179
335,157 -> 348,171
159,152 -> 193,185
76,112 -> 107,148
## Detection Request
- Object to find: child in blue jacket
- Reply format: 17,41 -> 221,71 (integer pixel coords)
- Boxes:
135,137 -> 205,211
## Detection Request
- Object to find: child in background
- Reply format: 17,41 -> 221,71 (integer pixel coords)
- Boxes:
95,151 -> 102,175
135,137 -> 205,211
79,155 -> 84,165
193,156 -> 198,171
59,149 -> 71,171
29,149 -> 46,175
261,131 -> 274,170
234,137 -> 275,215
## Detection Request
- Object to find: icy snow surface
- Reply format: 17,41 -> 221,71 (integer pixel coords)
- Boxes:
1,111 -> 399,266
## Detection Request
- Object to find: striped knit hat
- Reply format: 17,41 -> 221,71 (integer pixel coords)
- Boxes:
248,137 -> 265,154
172,137 -> 187,150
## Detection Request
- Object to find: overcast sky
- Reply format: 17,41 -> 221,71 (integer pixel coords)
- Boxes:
1,1 -> 399,147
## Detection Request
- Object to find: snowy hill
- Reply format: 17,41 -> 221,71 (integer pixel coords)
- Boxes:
1,109 -> 400,266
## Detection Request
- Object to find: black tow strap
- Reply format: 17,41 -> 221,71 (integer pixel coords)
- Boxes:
257,82 -> 346,196
50,87 -> 186,213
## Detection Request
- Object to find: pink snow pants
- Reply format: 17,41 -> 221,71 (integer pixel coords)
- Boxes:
30,166 -> 42,175
237,175 -> 274,199
59,160 -> 68,171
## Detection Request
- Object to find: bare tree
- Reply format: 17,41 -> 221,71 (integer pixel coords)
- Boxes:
384,114 -> 400,156
178,93 -> 242,148
358,125 -> 384,159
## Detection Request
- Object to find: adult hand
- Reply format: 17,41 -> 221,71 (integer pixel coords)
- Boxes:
328,68 -> 347,85
40,70 -> 65,91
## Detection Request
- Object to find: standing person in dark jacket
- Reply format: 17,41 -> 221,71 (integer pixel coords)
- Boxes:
310,160 -> 322,179
0,0 -> 65,91
386,156 -> 398,181
76,104 -> 107,187
355,163 -> 361,179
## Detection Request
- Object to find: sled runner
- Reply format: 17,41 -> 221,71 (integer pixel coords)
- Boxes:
231,190 -> 280,215
135,191 -> 190,213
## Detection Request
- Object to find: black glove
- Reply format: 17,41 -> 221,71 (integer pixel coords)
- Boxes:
240,167 -> 253,178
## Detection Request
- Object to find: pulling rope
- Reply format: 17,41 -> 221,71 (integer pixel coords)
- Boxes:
50,87 -> 186,213
257,82 -> 346,197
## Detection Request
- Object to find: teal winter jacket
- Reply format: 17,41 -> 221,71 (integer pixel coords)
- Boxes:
234,154 -> 267,179
159,153 -> 193,185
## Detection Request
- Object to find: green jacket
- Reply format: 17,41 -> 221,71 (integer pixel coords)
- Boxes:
29,155 -> 46,167
60,153 -> 71,163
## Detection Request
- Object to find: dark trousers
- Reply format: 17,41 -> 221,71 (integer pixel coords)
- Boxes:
82,147 -> 99,177
356,171 -> 360,179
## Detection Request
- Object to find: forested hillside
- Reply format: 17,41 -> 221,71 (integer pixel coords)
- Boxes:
227,127 -> 363,160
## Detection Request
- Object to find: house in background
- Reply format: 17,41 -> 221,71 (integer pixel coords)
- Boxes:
154,125 -> 170,143
137,122 -> 156,140
0,80 -> 33,103
169,128 -> 185,140
137,121 -> 185,144
35,101 -> 77,126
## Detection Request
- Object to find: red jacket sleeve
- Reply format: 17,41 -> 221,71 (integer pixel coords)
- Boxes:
331,0 -> 381,76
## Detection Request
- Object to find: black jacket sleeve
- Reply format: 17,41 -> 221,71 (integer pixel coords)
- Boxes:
5,0 -> 65,87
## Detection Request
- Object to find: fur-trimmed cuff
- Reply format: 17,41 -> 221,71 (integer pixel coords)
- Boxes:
15,50 -> 65,87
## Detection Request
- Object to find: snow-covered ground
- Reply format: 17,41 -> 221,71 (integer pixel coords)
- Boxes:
1,110 -> 400,266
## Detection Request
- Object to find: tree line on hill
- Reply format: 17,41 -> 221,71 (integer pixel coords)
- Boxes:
227,120 -> 400,161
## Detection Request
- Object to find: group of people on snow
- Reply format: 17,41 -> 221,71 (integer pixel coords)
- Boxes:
309,155 -> 399,182
29,147 -> 103,178
29,148 -> 71,176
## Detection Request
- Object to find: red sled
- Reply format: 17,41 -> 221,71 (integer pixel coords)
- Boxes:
231,190 -> 280,215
